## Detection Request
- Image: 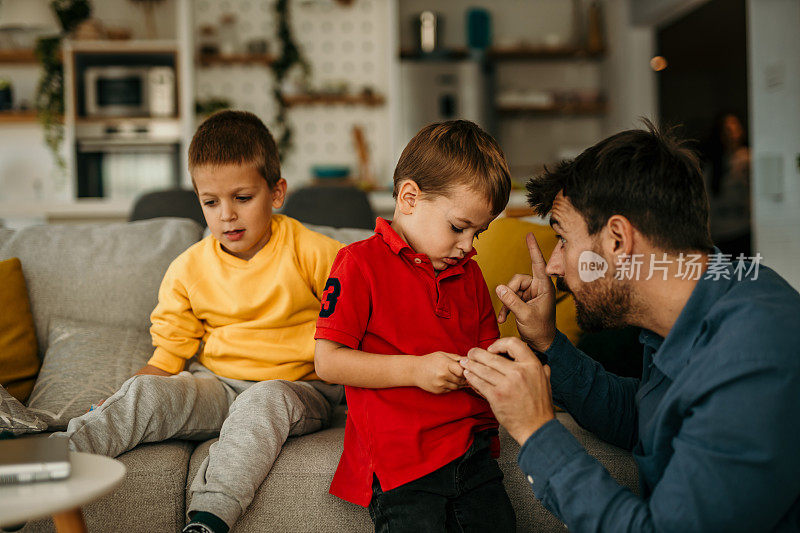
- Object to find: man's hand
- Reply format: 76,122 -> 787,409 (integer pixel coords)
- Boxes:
461,337 -> 555,445
496,232 -> 557,353
414,351 -> 467,394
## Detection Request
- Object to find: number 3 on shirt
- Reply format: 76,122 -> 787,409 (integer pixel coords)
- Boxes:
319,278 -> 341,318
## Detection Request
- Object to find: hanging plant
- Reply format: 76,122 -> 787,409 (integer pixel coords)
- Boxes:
34,0 -> 92,170
272,0 -> 310,158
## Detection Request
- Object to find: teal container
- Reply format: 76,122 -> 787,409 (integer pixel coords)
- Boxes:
466,8 -> 491,50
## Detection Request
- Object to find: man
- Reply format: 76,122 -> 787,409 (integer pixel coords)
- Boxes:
461,121 -> 800,531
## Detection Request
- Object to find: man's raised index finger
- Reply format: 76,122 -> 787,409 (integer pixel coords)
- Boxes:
526,232 -> 549,279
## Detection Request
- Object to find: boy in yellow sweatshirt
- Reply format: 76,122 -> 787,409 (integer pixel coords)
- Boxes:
54,111 -> 343,533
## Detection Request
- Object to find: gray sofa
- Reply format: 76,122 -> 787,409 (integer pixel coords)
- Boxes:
0,218 -> 638,532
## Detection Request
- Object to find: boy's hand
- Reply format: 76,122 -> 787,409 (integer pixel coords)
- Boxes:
133,364 -> 175,377
91,364 -> 174,410
413,352 -> 467,394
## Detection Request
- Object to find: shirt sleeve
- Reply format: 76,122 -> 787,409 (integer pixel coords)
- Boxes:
472,262 -> 500,349
147,259 -> 205,374
297,226 -> 345,300
546,330 -> 640,450
517,358 -> 800,532
314,247 -> 371,349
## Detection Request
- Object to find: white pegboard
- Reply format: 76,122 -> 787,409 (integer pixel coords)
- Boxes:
194,0 -> 393,186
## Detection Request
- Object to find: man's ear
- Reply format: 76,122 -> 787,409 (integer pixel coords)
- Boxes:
397,180 -> 420,215
604,215 -> 635,261
271,178 -> 288,208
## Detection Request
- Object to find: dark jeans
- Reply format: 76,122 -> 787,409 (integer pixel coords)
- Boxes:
368,430 -> 516,533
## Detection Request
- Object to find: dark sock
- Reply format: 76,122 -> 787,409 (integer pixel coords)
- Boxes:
188,511 -> 229,533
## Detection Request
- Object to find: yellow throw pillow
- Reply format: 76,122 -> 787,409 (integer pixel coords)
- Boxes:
0,257 -> 40,403
474,217 -> 582,346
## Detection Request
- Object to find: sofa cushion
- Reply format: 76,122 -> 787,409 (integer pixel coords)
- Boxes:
0,257 -> 40,403
0,385 -> 46,436
187,421 -> 373,532
27,318 -> 153,430
21,440 -> 195,533
302,223 -> 373,246
0,218 -> 203,355
0,228 -> 14,249
186,407 -> 637,532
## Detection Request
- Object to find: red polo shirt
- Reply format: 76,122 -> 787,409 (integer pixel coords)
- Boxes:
315,218 -> 500,507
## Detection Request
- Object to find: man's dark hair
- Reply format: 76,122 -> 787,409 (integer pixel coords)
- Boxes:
189,110 -> 281,188
527,120 -> 714,253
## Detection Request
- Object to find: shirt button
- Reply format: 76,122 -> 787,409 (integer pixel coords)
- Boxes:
414,258 -> 422,264
527,475 -> 534,485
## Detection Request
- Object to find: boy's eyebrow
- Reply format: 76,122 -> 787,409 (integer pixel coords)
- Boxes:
549,217 -> 561,230
455,216 -> 476,226
198,186 -> 254,196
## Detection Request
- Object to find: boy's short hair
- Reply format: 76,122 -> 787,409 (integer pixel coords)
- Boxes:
189,110 -> 281,188
526,119 -> 714,253
393,120 -> 511,216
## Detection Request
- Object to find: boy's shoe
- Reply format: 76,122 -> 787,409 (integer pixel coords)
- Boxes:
183,511 -> 229,533
182,524 -> 213,533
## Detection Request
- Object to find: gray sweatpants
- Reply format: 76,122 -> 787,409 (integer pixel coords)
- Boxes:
54,361 -> 343,529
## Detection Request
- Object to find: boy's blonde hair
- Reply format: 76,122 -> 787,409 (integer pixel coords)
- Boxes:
189,110 -> 281,188
393,120 -> 512,216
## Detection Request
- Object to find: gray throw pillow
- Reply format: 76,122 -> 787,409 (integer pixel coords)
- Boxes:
26,318 -> 153,430
0,385 -> 47,436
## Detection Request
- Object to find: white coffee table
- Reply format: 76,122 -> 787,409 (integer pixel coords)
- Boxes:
0,451 -> 126,533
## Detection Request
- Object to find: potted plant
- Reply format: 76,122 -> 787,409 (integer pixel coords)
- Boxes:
35,0 -> 91,168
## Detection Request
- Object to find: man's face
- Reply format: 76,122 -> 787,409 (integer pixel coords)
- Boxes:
546,192 -> 632,332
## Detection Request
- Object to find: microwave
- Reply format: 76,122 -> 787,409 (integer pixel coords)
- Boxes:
84,66 -> 175,118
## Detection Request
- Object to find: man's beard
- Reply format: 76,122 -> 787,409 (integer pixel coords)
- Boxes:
556,275 -> 633,333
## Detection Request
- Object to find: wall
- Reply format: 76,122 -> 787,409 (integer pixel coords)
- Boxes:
0,67 -> 62,203
0,0 -> 179,205
194,0 -> 394,187
602,0 -> 658,132
0,0 -> 660,207
631,0 -> 710,26
0,123 -> 60,203
397,0 -> 656,179
747,0 -> 800,289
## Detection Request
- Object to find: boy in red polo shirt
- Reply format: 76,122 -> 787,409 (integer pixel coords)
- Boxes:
315,120 -> 515,531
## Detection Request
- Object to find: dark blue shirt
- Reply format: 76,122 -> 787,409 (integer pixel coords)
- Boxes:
517,263 -> 800,532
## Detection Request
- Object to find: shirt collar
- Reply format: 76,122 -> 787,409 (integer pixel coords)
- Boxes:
648,247 -> 732,379
373,217 -> 477,265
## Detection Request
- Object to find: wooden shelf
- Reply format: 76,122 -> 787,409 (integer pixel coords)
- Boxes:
399,48 -> 469,60
0,110 -> 39,123
283,93 -> 386,107
0,49 -> 38,64
198,53 -> 275,66
66,40 -> 178,53
400,46 -> 604,61
75,116 -> 181,124
490,46 -> 605,60
496,101 -> 607,116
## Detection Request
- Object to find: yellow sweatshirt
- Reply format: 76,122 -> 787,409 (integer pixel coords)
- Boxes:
147,214 -> 342,381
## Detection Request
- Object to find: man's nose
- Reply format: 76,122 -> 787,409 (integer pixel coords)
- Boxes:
546,240 -> 564,276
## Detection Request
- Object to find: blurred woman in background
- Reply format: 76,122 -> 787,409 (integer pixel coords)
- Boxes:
703,112 -> 752,257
